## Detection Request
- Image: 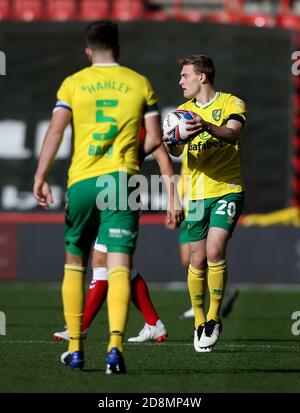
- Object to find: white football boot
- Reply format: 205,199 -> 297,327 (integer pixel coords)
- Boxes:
193,324 -> 212,353
53,327 -> 87,341
127,320 -> 168,343
198,319 -> 222,351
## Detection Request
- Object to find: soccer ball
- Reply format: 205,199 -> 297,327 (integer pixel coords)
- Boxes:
163,109 -> 194,144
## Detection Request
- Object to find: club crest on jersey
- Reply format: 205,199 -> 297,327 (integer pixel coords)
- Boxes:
212,109 -> 222,121
199,131 -> 210,141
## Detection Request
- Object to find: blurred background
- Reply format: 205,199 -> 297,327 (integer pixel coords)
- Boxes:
0,0 -> 299,283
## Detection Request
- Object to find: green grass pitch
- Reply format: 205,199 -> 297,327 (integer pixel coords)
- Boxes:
1,282 -> 300,393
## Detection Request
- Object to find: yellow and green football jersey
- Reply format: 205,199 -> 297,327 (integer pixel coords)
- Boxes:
178,92 -> 246,200
56,64 -> 158,187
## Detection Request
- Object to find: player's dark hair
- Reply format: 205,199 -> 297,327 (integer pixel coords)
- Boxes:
178,55 -> 215,85
86,20 -> 120,57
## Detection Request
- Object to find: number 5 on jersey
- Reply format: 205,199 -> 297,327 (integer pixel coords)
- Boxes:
93,99 -> 119,142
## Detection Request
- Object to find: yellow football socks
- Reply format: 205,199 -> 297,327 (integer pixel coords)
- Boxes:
187,264 -> 207,328
107,266 -> 131,352
62,264 -> 86,353
207,260 -> 228,322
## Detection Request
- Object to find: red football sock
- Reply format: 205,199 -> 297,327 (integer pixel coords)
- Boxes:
82,279 -> 108,332
131,273 -> 159,326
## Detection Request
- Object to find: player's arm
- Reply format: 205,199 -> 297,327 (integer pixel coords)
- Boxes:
152,144 -> 183,227
202,118 -> 243,144
186,111 -> 245,145
140,114 -> 163,157
33,108 -> 71,209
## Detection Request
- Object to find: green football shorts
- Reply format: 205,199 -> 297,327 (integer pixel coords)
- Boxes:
64,172 -> 140,256
185,192 -> 244,242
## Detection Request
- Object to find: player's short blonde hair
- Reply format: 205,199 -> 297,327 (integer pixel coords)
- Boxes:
178,55 -> 215,85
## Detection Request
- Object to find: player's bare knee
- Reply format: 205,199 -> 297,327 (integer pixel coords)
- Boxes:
207,248 -> 225,263
92,250 -> 107,268
189,252 -> 207,270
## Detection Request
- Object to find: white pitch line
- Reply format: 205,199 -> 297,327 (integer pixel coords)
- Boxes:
0,340 -> 299,351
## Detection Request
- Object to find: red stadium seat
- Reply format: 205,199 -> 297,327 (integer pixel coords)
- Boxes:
112,0 -> 144,21
144,9 -> 169,21
293,95 -> 300,108
79,0 -> 110,21
293,116 -> 300,131
207,11 -> 241,24
12,0 -> 43,21
174,10 -> 203,23
0,0 -> 10,20
242,14 -> 275,28
45,0 -> 77,21
276,14 -> 300,30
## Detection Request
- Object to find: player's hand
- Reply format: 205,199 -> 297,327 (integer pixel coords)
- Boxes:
165,209 -> 184,229
162,134 -> 173,145
33,177 -> 54,209
185,112 -> 207,136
